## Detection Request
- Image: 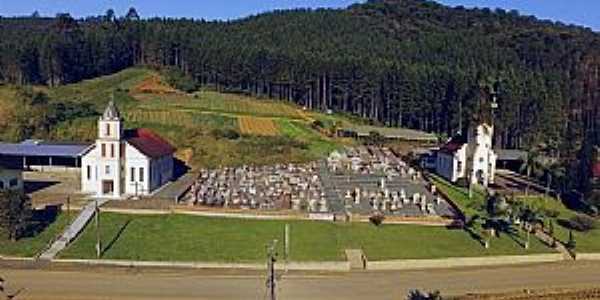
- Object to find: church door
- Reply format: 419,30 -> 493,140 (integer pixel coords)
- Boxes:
102,180 -> 114,195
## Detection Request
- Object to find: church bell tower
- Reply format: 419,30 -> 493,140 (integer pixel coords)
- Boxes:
96,100 -> 123,198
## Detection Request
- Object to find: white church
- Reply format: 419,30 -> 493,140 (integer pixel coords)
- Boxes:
81,101 -> 175,199
436,123 -> 497,187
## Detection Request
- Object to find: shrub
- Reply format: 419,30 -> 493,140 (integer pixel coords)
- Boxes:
163,67 -> 198,93
542,208 -> 560,219
566,214 -> 597,232
0,190 -> 34,241
407,290 -> 443,300
311,120 -> 324,128
456,178 -> 469,188
369,213 -> 385,227
211,128 -> 240,140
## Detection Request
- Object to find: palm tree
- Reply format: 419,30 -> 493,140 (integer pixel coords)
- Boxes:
520,150 -> 541,196
547,164 -> 566,200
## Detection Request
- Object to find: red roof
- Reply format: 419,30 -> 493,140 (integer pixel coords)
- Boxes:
593,162 -> 600,178
126,128 -> 176,159
439,135 -> 466,155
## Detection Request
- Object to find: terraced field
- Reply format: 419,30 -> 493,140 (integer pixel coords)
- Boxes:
124,110 -> 236,129
238,116 -> 279,136
135,90 -> 304,119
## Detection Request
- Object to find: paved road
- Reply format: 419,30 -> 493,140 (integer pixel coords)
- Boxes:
3,261 -> 600,300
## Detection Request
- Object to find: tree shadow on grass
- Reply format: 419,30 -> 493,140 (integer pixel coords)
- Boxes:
24,180 -> 60,194
19,205 -> 61,239
503,226 -> 527,249
102,219 -> 132,257
464,227 -> 486,247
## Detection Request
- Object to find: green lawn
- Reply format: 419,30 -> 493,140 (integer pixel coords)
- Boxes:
510,196 -> 600,253
431,175 -> 600,254
0,213 -> 70,257
61,213 -> 552,262
278,119 -> 341,158
430,175 -> 486,217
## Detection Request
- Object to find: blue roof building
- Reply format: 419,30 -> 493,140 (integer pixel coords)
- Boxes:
0,140 -> 93,169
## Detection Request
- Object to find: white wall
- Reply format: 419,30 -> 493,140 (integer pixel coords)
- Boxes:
81,142 -> 123,198
436,145 -> 466,183
124,143 -> 150,196
81,147 -> 98,193
96,140 -> 122,198
468,124 -> 496,186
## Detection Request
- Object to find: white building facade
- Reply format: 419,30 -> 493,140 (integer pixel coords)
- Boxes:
436,123 -> 497,187
81,102 -> 175,199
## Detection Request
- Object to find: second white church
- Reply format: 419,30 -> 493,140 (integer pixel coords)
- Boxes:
81,101 -> 175,199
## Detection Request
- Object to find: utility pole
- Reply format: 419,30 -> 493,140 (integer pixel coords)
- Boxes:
95,199 -> 101,259
284,224 -> 290,274
266,240 -> 278,300
66,196 -> 71,221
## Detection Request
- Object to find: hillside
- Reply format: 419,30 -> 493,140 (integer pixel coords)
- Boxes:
0,68 -> 350,168
0,0 -> 599,189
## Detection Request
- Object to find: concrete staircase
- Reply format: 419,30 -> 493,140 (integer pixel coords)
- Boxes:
345,249 -> 367,270
39,199 -> 109,260
535,230 -> 575,260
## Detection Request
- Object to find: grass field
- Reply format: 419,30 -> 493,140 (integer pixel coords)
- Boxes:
61,213 -> 552,262
278,120 -> 341,157
47,68 -> 150,109
0,213 -> 70,258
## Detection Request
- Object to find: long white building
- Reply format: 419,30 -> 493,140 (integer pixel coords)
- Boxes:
81,101 -> 175,199
436,123 -> 497,187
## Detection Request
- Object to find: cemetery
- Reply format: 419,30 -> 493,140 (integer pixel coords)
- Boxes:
185,145 -> 460,222
323,146 -> 458,219
188,163 -> 326,212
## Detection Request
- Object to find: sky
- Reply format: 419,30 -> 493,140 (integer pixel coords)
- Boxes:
0,0 -> 598,31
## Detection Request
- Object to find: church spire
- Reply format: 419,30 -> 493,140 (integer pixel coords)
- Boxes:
102,99 -> 121,120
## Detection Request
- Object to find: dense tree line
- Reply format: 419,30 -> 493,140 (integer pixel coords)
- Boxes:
1,0 -> 599,189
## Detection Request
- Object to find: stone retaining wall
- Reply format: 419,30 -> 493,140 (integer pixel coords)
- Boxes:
575,253 -> 600,261
99,208 -> 457,226
367,253 -> 564,271
53,259 -> 350,271
2,254 -> 572,272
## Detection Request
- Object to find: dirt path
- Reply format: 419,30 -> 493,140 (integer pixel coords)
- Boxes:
2,261 -> 600,300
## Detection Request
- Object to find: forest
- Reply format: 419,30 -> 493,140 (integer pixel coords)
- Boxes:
0,0 -> 599,194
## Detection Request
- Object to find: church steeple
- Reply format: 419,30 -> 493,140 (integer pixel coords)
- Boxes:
102,100 -> 121,121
